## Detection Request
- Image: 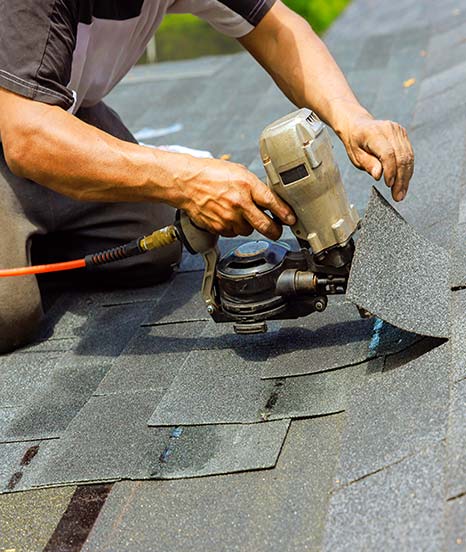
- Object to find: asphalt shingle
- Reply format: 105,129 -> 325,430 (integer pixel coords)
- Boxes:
147,347 -> 363,426
336,341 -> 450,486
261,301 -> 419,379
451,290 -> 466,382
0,486 -> 75,552
16,391 -> 290,490
0,364 -> 108,443
323,444 -> 447,552
446,378 -> 466,500
347,187 -> 451,338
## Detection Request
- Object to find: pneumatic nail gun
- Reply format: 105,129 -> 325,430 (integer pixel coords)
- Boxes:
174,108 -> 362,334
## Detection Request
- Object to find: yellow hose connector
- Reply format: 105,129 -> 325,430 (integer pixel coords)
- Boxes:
139,225 -> 179,252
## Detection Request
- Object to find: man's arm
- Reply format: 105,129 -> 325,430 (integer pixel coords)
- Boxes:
0,88 -> 295,239
239,1 -> 414,202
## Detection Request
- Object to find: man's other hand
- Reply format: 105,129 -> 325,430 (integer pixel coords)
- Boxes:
339,114 -> 414,202
176,157 -> 296,239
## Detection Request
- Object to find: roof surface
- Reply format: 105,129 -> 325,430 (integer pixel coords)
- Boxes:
1,0 -> 466,550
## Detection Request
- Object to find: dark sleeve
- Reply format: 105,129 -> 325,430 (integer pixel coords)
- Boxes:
0,0 -> 78,110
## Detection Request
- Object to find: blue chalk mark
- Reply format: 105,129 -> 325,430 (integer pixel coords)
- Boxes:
368,317 -> 384,357
171,427 -> 183,439
160,427 -> 184,464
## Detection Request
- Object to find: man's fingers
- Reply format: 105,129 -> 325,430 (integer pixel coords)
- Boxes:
250,179 -> 296,226
243,206 -> 282,240
392,125 -> 414,201
365,137 -> 398,191
355,149 -> 383,180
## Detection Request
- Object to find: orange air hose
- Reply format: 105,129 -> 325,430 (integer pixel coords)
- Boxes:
0,224 -> 179,278
0,259 -> 86,277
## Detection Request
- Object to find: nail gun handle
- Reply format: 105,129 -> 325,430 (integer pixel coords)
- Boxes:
174,210 -> 219,255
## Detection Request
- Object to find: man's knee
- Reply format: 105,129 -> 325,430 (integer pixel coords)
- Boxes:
0,281 -> 43,354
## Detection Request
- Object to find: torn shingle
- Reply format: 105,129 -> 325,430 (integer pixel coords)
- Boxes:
347,187 -> 451,338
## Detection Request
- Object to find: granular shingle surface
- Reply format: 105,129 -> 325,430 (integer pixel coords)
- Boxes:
347,187 -> 451,338
1,0 -> 465,548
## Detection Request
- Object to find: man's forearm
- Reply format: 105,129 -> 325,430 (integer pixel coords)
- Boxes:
0,89 -> 190,206
239,2 -> 370,136
0,88 -> 295,239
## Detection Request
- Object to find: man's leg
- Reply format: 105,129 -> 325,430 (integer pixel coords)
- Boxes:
33,102 -> 182,288
0,150 -> 47,353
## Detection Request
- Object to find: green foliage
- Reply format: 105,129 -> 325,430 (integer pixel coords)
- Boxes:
285,0 -> 351,34
149,0 -> 350,62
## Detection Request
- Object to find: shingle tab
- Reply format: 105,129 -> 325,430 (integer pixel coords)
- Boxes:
17,392 -> 290,490
262,301 -> 419,379
0,364 -> 108,443
147,348 -> 365,426
94,321 -> 207,396
347,187 -> 451,337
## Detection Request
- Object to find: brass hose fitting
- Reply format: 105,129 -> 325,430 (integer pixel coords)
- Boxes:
139,225 -> 179,252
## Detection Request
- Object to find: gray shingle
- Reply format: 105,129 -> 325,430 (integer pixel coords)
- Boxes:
451,290 -> 466,383
323,444 -> 446,552
0,441 -> 41,492
336,341 -> 450,486
424,19 -> 466,78
0,353 -> 60,407
63,302 -> 155,364
446,495 -> 466,552
17,391 -> 290,490
94,321 -> 207,396
347,187 -> 451,337
143,271 -> 208,324
446,379 -> 466,500
151,419 -> 290,479
147,347 -> 364,426
0,364 -> 108,443
83,416 -> 343,552
355,33 -> 394,70
262,301 -> 419,379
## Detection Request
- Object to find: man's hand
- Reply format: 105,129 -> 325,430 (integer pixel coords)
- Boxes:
175,157 -> 296,239
337,112 -> 414,202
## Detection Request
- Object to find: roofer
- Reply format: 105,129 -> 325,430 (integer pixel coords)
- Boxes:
0,0 -> 414,353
